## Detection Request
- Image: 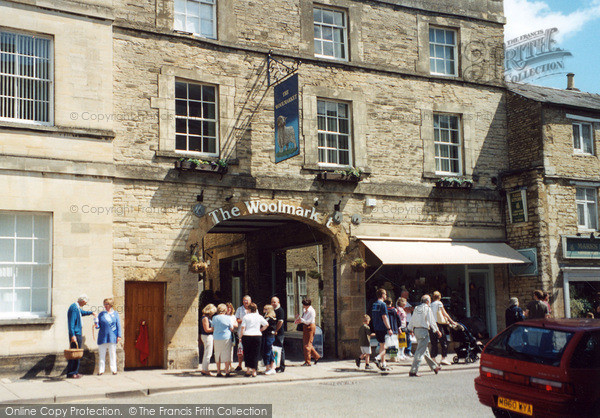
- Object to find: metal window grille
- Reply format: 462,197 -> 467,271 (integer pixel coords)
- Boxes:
317,99 -> 351,166
174,0 -> 216,39
434,114 -> 462,174
429,28 -> 456,76
175,80 -> 218,156
313,6 -> 347,60
0,31 -> 52,123
576,188 -> 598,230
0,212 -> 52,317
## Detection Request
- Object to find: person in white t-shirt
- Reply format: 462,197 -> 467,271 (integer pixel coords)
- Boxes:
234,295 -> 251,372
430,291 -> 457,366
240,303 -> 268,377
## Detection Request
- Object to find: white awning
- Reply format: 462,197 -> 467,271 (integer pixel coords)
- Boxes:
359,237 -> 531,265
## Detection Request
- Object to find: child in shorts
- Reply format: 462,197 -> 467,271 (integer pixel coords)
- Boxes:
356,314 -> 374,369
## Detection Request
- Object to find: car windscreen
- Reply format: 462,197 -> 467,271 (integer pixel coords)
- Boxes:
485,325 -> 574,367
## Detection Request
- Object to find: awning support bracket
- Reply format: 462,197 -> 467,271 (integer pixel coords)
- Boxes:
365,264 -> 383,284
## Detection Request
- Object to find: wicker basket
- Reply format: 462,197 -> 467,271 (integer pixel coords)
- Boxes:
64,340 -> 84,360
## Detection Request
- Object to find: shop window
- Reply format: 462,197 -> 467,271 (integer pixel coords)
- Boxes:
313,6 -> 348,61
573,122 -> 594,155
175,80 -> 218,156
576,188 -> 598,231
317,99 -> 351,166
434,113 -> 462,175
0,212 -> 52,318
174,0 -> 217,39
429,27 -> 457,76
0,30 -> 52,124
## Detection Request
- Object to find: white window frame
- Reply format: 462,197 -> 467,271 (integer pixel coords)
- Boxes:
0,29 -> 53,125
174,79 -> 219,157
286,272 -> 295,320
572,122 -> 594,155
429,26 -> 458,77
576,187 -> 598,231
313,5 -> 348,61
0,212 -> 52,319
174,0 -> 217,39
317,98 -> 352,167
434,113 -> 462,175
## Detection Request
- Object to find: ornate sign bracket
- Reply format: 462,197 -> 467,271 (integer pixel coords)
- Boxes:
267,50 -> 300,87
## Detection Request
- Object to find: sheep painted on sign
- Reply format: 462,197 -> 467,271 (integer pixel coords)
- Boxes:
276,115 -> 297,152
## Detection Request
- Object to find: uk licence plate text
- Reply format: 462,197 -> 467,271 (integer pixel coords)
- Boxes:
497,396 -> 533,416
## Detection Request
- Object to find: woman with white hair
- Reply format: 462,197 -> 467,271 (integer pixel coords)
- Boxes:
97,298 -> 122,375
505,297 -> 524,327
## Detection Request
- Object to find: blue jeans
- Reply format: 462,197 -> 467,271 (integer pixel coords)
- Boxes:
262,335 -> 275,366
274,334 -> 285,370
66,335 -> 82,376
405,330 -> 412,354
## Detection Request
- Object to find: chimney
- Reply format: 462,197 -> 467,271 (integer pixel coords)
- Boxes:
566,73 -> 578,91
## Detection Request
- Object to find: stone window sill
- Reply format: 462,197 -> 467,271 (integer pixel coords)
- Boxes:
155,150 -> 239,166
301,164 -> 371,175
0,316 -> 55,326
0,121 -> 115,140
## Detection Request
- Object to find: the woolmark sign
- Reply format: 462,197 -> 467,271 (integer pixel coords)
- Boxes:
208,200 -> 336,228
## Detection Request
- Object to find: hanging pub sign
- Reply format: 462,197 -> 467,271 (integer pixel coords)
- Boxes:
508,189 -> 527,223
274,73 -> 299,163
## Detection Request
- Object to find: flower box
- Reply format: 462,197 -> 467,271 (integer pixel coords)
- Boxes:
317,172 -> 362,183
435,177 -> 473,189
175,159 -> 228,174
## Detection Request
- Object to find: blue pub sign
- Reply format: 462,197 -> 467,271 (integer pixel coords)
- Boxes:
274,74 -> 299,163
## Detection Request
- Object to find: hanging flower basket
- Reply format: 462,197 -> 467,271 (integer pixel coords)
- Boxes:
351,258 -> 367,272
189,261 -> 208,274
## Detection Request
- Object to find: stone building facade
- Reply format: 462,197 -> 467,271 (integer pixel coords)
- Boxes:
0,0 -> 529,373
505,80 -> 600,319
0,0 -> 115,374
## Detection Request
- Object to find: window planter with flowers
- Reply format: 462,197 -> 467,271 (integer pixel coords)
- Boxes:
435,177 -> 473,190
175,158 -> 228,174
317,167 -> 363,183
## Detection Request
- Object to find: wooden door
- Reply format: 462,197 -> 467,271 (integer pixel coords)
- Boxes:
124,281 -> 165,369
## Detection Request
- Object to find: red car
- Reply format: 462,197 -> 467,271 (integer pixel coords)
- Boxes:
474,318 -> 600,417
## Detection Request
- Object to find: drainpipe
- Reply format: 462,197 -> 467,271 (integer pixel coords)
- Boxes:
333,257 -> 339,358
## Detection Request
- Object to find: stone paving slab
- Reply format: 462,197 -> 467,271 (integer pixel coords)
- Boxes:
0,359 -> 478,404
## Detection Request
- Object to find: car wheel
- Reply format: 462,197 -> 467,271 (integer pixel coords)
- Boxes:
453,356 -> 459,364
492,408 -> 511,417
465,356 -> 472,364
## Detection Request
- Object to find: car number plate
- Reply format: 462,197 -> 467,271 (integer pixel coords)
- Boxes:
497,397 -> 533,416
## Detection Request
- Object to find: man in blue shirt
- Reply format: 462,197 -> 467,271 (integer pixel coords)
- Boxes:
66,294 -> 95,378
371,288 -> 392,371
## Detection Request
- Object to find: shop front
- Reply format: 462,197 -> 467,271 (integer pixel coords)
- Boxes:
561,236 -> 600,319
360,237 -> 530,338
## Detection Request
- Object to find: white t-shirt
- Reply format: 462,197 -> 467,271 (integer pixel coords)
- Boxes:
235,306 -> 247,336
241,313 -> 268,336
430,300 -> 444,323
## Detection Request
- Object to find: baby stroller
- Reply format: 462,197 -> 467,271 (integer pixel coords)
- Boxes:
449,322 -> 484,364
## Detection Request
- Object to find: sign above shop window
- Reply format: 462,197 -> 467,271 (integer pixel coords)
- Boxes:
562,235 -> 600,259
508,189 -> 528,224
509,248 -> 537,276
274,74 -> 300,163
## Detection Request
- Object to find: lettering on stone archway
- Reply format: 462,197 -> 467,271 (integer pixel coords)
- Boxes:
208,199 -> 337,230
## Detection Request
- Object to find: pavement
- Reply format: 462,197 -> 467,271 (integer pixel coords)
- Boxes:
0,357 -> 479,404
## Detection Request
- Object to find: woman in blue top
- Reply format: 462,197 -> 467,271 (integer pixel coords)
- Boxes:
212,304 -> 235,377
97,298 -> 122,375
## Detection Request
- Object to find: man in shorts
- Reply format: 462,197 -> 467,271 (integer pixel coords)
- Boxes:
371,288 -> 392,371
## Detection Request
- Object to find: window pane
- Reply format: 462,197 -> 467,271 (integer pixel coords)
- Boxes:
322,10 -> 334,24
175,135 -> 187,150
16,240 -> 32,262
15,266 -> 31,288
34,239 -> 49,264
446,30 -> 455,45
203,102 -> 215,119
339,151 -> 349,165
16,214 -> 32,237
322,26 -> 333,41
189,102 -> 202,118
588,203 -> 598,230
14,288 -> 30,312
204,138 -> 216,154
32,265 -> 48,288
327,149 -> 337,164
0,289 -> 13,313
174,0 -> 185,13
188,136 -> 202,152
582,124 -> 592,153
176,118 -> 187,134
188,119 -> 202,135
0,266 -> 13,288
175,100 -> 187,116
0,239 -> 14,262
576,188 -> 586,201
318,115 -> 326,131
327,116 -> 337,132
31,288 -> 48,313
175,82 -> 187,99
313,8 -> 322,23
203,121 -> 216,137
0,214 -> 14,237
186,18 -> 200,34
429,29 -> 435,43
202,85 -> 215,102
188,84 -> 202,100
578,203 -> 586,226
33,215 -> 49,239
587,189 -> 597,201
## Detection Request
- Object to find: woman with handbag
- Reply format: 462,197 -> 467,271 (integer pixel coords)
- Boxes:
430,291 -> 457,366
295,299 -> 321,366
97,298 -> 122,375
261,304 -> 278,375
